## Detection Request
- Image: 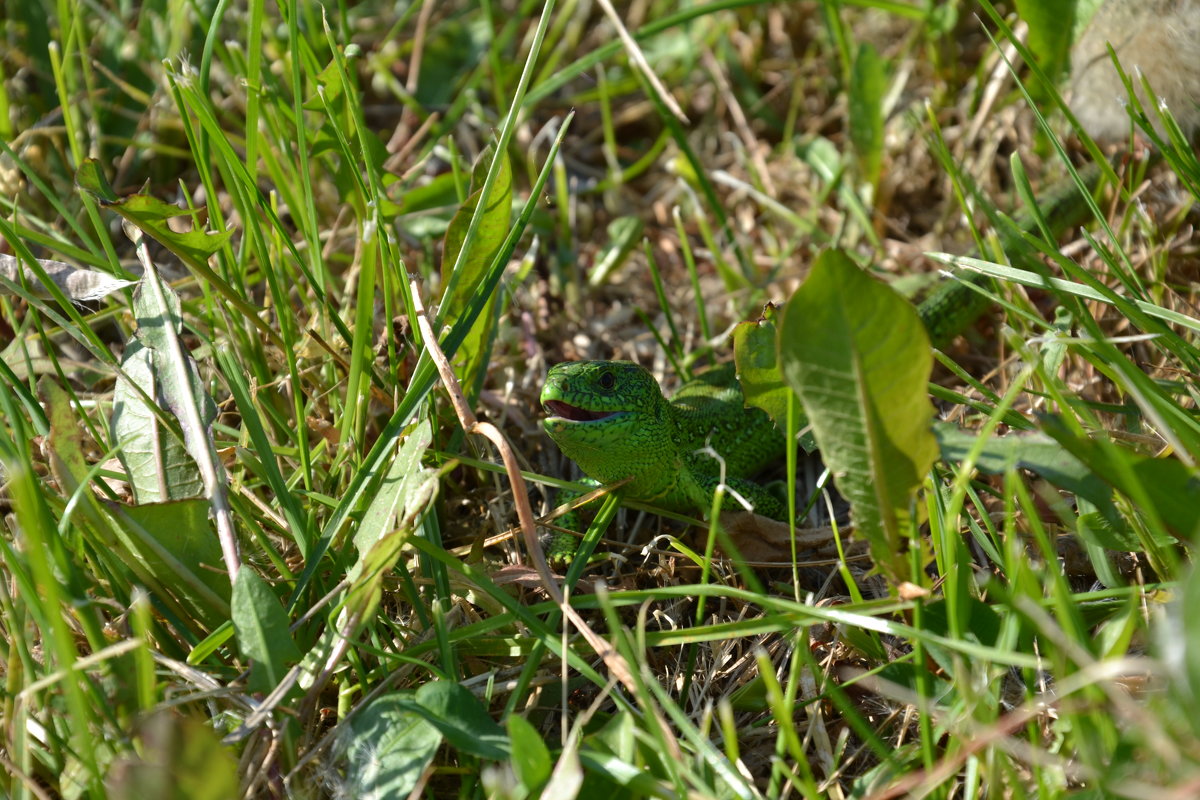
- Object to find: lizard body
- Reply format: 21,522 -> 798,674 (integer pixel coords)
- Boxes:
540,362 -> 786,562
537,221 -> 1080,563
540,160 -> 1108,563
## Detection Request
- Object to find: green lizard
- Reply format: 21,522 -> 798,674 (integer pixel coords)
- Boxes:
540,161 -> 1108,564
541,361 -> 788,563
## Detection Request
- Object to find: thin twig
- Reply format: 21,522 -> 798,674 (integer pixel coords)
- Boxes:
0,753 -> 55,800
595,0 -> 688,123
408,280 -> 668,718
702,50 -> 776,197
385,0 -> 436,159
859,656 -> 1158,800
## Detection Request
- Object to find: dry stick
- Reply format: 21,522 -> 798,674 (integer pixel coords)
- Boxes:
409,280 -> 680,759
858,655 -> 1158,800
411,280 -> 565,592
702,50 -> 776,198
224,659 -> 304,745
385,0 -> 436,161
386,111 -> 440,174
406,0 -> 435,98
412,286 -> 554,585
860,695 -> 1078,800
240,733 -> 282,800
0,753 -> 54,800
594,0 -> 688,123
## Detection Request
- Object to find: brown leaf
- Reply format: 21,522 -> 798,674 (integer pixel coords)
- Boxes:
0,253 -> 135,302
896,581 -> 930,600
489,563 -> 597,594
718,510 -> 852,564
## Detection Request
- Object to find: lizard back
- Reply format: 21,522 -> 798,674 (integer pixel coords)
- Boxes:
668,366 -> 786,480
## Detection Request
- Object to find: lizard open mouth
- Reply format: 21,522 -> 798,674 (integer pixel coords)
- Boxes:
542,400 -> 619,422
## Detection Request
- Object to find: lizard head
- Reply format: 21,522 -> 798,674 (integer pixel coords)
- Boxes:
540,360 -> 677,485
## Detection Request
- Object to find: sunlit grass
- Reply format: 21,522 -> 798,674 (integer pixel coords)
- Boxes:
0,0 -> 1198,797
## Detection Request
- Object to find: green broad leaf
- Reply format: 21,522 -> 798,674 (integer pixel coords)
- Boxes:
728,674 -> 768,712
112,340 -> 202,502
232,566 -> 302,693
927,2 -> 958,37
111,280 -> 216,504
74,160 -> 281,348
395,172 -> 463,240
732,303 -> 787,423
507,713 -> 552,793
341,425 -> 437,630
302,55 -> 351,113
1077,508 -> 1143,554
334,693 -> 443,800
541,745 -> 585,800
119,501 -> 231,618
1071,0 -> 1108,41
919,595 -> 1003,674
107,711 -> 239,800
413,680 -> 509,761
588,215 -> 643,286
352,424 -> 435,557
296,625 -> 338,692
73,157 -> 121,203
576,751 -> 668,794
1015,0 -> 1076,94
440,143 -> 513,396
848,42 -> 886,188
1039,415 -> 1200,542
75,160 -> 233,271
413,17 -> 489,108
398,209 -> 457,240
40,378 -> 229,628
779,249 -> 939,580
586,709 -> 636,762
934,420 -> 1169,556
398,171 -> 461,214
571,710 -> 648,796
933,422 -> 1113,509
732,303 -> 815,453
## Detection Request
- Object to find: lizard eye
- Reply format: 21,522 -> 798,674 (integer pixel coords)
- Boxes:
598,370 -> 616,390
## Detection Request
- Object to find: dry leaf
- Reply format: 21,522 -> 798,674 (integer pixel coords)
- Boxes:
0,253 -> 136,302
896,581 -> 930,600
718,510 -> 852,564
488,563 -> 598,593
